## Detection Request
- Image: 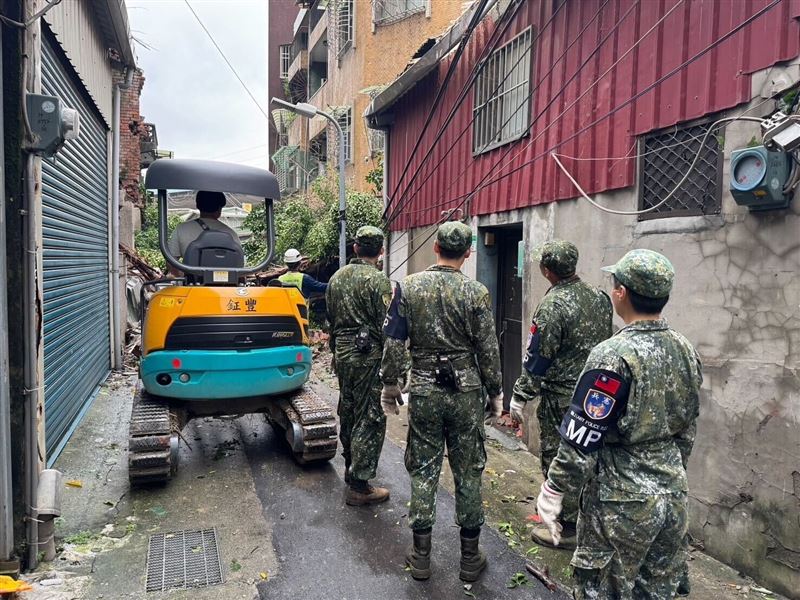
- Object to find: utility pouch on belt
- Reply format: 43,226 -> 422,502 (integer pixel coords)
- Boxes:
434,356 -> 457,390
355,327 -> 373,354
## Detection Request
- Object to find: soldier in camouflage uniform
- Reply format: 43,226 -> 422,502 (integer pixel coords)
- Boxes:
326,226 -> 393,506
535,249 -> 703,599
509,240 -> 612,549
381,221 -> 503,583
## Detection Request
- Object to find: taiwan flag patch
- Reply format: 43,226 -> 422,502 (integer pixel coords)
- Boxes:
594,373 -> 621,395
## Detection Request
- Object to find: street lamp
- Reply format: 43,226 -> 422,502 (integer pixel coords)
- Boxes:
271,97 -> 347,269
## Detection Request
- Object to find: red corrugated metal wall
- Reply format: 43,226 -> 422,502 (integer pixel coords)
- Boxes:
385,0 -> 800,231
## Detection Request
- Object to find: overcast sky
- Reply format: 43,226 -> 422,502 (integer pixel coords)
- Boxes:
128,0 -> 270,168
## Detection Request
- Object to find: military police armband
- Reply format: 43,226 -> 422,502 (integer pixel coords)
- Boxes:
383,284 -> 408,340
558,369 -> 630,453
522,322 -> 553,376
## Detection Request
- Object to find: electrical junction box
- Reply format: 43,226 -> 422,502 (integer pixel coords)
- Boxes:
729,145 -> 792,211
25,93 -> 80,157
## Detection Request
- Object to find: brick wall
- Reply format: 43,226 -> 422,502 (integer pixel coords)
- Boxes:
113,68 -> 145,207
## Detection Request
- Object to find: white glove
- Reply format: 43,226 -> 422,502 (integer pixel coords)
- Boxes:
489,392 -> 504,418
510,397 -> 525,424
536,481 -> 564,546
381,384 -> 404,416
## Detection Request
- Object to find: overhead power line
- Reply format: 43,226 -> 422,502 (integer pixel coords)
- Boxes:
184,0 -> 270,121
452,0 -> 782,206
382,0 -> 493,219
385,0 -> 635,227
384,0 -> 531,217
389,0 -> 780,274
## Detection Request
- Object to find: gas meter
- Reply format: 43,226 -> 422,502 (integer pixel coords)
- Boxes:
25,93 -> 80,157
729,145 -> 792,211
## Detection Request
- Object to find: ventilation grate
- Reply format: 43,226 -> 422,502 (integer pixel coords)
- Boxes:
639,122 -> 722,220
145,528 -> 224,593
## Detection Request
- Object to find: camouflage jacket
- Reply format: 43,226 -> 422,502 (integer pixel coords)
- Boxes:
513,277 -> 612,400
381,265 -> 502,397
326,258 -> 392,362
547,319 -> 703,497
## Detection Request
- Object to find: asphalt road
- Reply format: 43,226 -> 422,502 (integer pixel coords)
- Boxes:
239,415 -> 564,600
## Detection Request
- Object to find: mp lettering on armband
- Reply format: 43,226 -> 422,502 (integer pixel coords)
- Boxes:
522,322 -> 553,376
383,283 -> 408,340
558,369 -> 630,453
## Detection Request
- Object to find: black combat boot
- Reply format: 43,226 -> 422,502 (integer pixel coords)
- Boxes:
459,527 -> 487,582
405,529 -> 432,580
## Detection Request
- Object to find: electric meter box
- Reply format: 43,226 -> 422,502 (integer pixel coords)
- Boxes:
25,93 -> 80,157
729,146 -> 792,211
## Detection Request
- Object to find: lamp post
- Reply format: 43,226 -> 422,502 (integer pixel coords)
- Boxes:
271,98 -> 347,269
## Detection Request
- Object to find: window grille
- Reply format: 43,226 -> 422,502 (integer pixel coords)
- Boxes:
368,129 -> 384,156
339,108 -> 352,163
279,45 -> 291,79
373,0 -> 425,25
336,0 -> 353,57
638,122 -> 722,220
473,27 -> 533,155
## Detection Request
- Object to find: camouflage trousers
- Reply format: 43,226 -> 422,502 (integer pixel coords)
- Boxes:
336,358 -> 387,481
571,482 -> 688,600
405,389 -> 486,531
536,390 -> 578,523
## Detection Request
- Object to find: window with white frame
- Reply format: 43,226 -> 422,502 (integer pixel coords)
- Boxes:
473,27 -> 533,154
336,0 -> 353,57
279,45 -> 291,79
373,0 -> 426,25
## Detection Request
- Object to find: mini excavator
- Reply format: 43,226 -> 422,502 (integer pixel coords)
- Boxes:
128,159 -> 337,485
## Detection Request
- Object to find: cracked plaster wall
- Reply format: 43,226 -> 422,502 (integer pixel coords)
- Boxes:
495,114 -> 800,598
391,104 -> 799,599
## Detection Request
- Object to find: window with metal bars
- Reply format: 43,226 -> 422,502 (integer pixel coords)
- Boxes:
368,129 -> 385,156
473,27 -> 533,155
337,0 -> 353,57
330,108 -> 352,163
373,0 -> 426,25
279,45 -> 291,79
638,122 -> 722,220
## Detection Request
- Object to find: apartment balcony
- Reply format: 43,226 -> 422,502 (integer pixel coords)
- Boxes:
308,8 -> 327,52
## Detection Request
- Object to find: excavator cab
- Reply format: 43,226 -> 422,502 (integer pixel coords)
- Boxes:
129,159 -> 337,486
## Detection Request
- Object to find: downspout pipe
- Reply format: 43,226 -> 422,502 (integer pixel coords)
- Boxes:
110,67 -> 134,370
0,21 -> 14,563
23,153 -> 38,570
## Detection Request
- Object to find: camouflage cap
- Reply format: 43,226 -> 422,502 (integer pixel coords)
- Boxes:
355,225 -> 384,250
436,221 -> 472,253
602,249 -> 674,299
535,239 -> 579,277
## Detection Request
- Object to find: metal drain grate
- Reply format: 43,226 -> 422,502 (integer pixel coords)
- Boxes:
145,528 -> 224,593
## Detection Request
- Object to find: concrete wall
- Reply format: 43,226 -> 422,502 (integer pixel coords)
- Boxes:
487,119 -> 800,597
387,98 -> 800,597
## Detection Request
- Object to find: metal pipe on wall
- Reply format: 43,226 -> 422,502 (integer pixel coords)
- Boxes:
0,21 -> 15,562
110,68 -> 134,371
23,152 -> 39,570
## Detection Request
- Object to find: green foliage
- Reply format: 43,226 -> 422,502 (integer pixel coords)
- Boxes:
365,153 -> 383,194
243,197 -> 314,264
134,193 -> 182,271
244,175 -> 383,265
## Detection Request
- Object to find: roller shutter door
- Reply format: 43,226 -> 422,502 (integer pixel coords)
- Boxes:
41,34 -> 111,461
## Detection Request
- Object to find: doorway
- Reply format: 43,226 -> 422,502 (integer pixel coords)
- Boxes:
495,228 -> 523,408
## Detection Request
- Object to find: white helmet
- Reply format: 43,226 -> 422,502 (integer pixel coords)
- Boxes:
284,248 -> 302,265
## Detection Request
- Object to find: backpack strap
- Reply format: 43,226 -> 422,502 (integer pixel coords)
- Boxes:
196,218 -> 210,231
